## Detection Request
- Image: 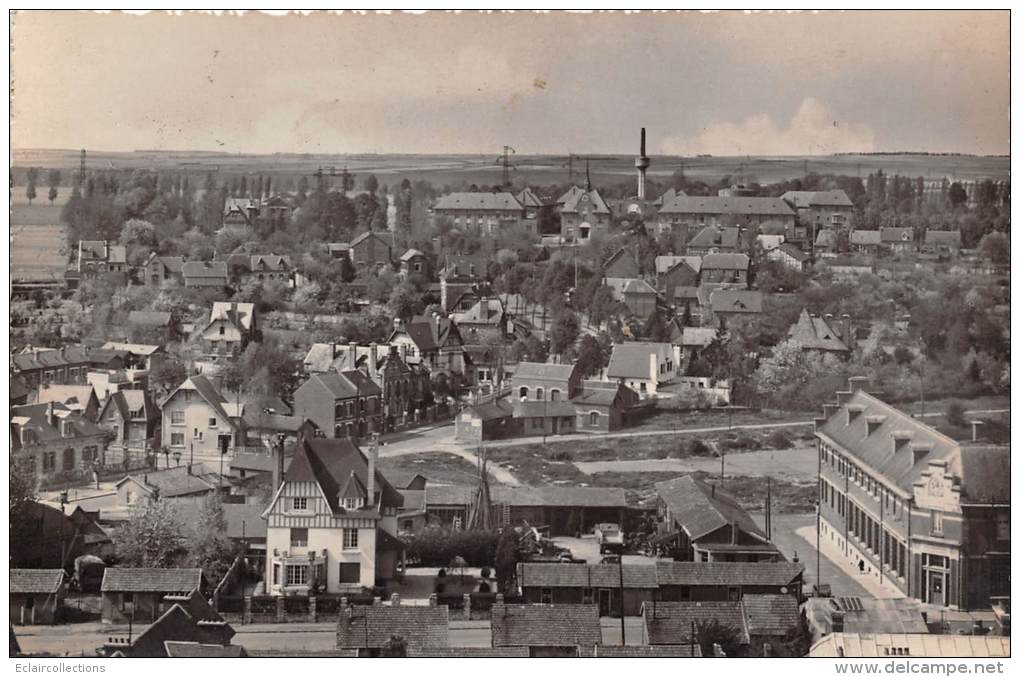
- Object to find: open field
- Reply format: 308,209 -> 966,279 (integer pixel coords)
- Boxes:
11,223 -> 68,281
377,451 -> 482,487
12,149 -> 1010,186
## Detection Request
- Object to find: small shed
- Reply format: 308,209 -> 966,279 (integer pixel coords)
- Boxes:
10,569 -> 66,625
100,568 -> 204,624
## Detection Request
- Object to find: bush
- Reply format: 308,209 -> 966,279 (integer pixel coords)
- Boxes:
945,401 -> 968,427
550,450 -> 574,462
649,445 -> 673,460
687,439 -> 712,456
765,429 -> 794,449
480,567 -> 491,579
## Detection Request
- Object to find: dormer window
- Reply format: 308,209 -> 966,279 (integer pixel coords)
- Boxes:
343,497 -> 364,511
61,420 -> 74,437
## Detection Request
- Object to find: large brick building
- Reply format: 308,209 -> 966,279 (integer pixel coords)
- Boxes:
815,377 -> 1009,610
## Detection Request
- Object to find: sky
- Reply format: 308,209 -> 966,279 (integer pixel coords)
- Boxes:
10,10 -> 1011,156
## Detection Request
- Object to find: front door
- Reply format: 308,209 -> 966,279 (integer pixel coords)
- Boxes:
928,571 -> 945,606
598,589 -> 612,616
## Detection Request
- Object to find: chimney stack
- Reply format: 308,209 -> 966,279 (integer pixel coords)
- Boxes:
273,434 -> 286,492
635,127 -> 651,201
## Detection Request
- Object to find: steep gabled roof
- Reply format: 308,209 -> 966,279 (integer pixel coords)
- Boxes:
655,255 -> 702,275
490,604 -> 602,648
282,437 -> 402,515
560,187 -> 611,215
209,301 -> 255,332
607,342 -> 673,379
787,309 -> 849,352
181,261 -> 228,279
881,227 -> 914,243
654,475 -> 769,542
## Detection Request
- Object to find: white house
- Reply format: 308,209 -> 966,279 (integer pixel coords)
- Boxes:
262,437 -> 405,594
605,342 -> 681,398
160,375 -> 246,464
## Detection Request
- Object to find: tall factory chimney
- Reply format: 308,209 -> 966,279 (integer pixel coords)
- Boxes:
635,128 -> 650,200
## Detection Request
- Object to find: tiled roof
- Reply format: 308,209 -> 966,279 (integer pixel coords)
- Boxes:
210,302 -> 255,332
571,381 -> 633,407
116,463 -> 224,498
10,569 -> 65,594
336,606 -> 449,649
513,361 -> 576,382
607,342 -> 673,379
456,297 -> 504,324
250,254 -> 291,272
163,642 -> 247,658
11,346 -> 90,371
101,342 -> 161,356
881,227 -> 914,243
701,253 -> 750,270
681,327 -> 718,348
128,310 -> 173,326
409,646 -> 530,657
284,437 -> 403,514
181,261 -> 228,279
351,230 -> 394,248
781,190 -> 854,209
816,390 -> 964,495
655,561 -> 803,587
654,475 -> 768,542
811,633 -> 1011,658
850,230 -> 881,245
560,188 -> 611,215
775,243 -> 810,262
433,192 -> 523,212
517,563 -> 658,589
804,596 -> 929,636
741,594 -> 801,636
643,601 -> 749,645
11,402 -> 106,441
596,644 -> 701,657
709,288 -> 762,314
176,500 -> 269,540
515,186 -> 547,208
101,568 -> 203,593
490,604 -> 602,647
37,385 -> 97,410
787,309 -> 849,352
815,229 -> 838,248
655,255 -> 702,275
465,399 -> 515,420
661,196 -> 794,216
688,226 -> 742,250
622,278 -> 657,295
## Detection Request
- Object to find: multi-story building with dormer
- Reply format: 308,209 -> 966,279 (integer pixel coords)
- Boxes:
263,437 -> 405,593
815,377 -> 1010,610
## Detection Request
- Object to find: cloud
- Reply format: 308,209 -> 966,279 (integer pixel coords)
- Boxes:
661,98 -> 876,156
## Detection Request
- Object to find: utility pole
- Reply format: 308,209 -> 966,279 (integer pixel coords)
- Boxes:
618,555 -> 626,645
497,146 -> 516,189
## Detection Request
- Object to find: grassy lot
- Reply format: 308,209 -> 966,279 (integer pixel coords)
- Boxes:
378,452 -> 481,487
629,406 -> 803,432
12,223 -> 68,280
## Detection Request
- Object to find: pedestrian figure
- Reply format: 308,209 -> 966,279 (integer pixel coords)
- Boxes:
858,558 -> 865,572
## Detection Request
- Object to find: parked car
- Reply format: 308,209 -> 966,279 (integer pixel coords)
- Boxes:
594,523 -> 624,554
